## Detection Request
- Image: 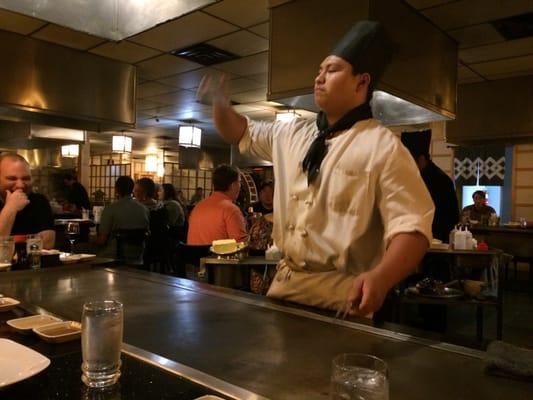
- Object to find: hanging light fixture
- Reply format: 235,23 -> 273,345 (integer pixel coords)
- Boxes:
61,144 -> 79,158
276,110 -> 300,122
145,154 -> 158,172
112,133 -> 132,153
178,125 -> 201,148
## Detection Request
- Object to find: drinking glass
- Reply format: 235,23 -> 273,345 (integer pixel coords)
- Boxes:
0,236 -> 14,270
81,300 -> 123,388
66,222 -> 80,254
26,234 -> 43,270
330,353 -> 389,400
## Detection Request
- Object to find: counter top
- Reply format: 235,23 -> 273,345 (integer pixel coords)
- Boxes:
0,265 -> 531,399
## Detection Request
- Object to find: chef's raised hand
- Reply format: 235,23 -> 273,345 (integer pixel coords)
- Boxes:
4,189 -> 29,213
347,269 -> 388,317
196,73 -> 230,106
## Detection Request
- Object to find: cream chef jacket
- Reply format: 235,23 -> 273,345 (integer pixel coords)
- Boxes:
239,117 -> 435,275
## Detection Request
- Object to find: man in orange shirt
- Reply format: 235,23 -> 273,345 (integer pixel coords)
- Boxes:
187,164 -> 248,245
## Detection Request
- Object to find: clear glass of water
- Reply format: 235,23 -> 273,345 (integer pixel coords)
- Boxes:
330,353 -> 389,400
81,300 -> 124,388
0,236 -> 14,271
26,234 -> 43,270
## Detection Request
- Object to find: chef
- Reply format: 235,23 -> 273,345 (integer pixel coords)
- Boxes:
197,20 -> 434,316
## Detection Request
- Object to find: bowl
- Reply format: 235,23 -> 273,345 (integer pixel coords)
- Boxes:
462,280 -> 486,297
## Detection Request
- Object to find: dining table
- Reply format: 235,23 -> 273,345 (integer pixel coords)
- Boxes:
0,262 -> 530,399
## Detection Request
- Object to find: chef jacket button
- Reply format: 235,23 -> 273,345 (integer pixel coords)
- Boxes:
304,200 -> 312,206
301,229 -> 308,237
288,224 -> 295,231
291,194 -> 298,200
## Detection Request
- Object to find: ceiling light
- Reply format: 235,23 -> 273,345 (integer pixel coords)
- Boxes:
178,125 -> 201,148
276,110 -> 300,122
112,134 -> 132,153
145,154 -> 158,172
0,0 -> 218,41
61,144 -> 79,158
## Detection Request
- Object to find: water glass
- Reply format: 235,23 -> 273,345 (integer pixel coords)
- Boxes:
0,236 -> 14,270
330,353 -> 389,400
26,234 -> 43,270
81,300 -> 124,388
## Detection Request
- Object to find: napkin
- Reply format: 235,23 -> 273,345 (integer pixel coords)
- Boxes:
485,341 -> 533,381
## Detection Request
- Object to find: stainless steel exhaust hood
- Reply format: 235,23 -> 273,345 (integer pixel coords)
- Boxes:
268,0 -> 457,125
0,29 -> 136,131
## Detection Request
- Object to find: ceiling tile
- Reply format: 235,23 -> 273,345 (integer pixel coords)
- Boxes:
31,24 -> 105,50
231,88 -> 267,103
470,54 -> 533,78
448,24 -> 503,48
459,36 -> 533,64
144,89 -> 198,105
247,72 -> 268,84
214,51 -> 268,76
90,41 -> 162,64
248,22 -> 269,39
404,0 -> 457,10
203,0 -> 269,27
0,9 -> 47,34
157,102 -> 211,115
422,0 -> 533,31
137,98 -> 167,112
129,11 -> 238,52
137,82 -> 178,98
164,109 -> 213,122
227,77 -> 265,94
157,67 -> 234,89
136,54 -> 202,79
232,104 -> 265,113
457,65 -> 485,83
243,109 -> 276,121
207,30 -> 268,57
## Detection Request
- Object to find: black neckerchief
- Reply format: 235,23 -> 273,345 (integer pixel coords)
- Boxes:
302,102 -> 372,185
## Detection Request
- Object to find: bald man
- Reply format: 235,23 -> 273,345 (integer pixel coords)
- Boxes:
0,153 -> 55,249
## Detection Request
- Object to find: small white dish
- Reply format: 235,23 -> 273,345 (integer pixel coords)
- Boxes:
59,253 -> 96,263
33,321 -> 81,343
0,339 -> 50,387
7,315 -> 61,334
0,297 -> 20,312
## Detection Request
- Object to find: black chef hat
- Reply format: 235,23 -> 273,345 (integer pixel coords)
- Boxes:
401,130 -> 432,158
331,20 -> 392,88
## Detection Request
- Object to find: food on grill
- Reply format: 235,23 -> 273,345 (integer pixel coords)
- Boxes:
212,239 -> 238,254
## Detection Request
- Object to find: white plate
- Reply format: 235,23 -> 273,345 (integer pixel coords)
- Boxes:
0,339 -> 50,387
59,253 -> 96,263
7,315 -> 61,333
33,321 -> 81,343
0,297 -> 20,312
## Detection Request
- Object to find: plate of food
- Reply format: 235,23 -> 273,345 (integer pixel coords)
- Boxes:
0,297 -> 20,312
33,321 -> 81,343
0,339 -> 50,387
210,239 -> 247,255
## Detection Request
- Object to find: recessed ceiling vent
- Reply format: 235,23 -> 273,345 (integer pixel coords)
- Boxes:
171,43 -> 239,66
491,12 -> 533,40
178,118 -> 202,124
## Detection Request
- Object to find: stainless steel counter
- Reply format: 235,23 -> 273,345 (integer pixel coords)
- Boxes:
0,265 -> 530,399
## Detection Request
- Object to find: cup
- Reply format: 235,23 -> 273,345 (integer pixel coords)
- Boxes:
81,300 -> 124,388
82,209 -> 90,220
330,353 -> 389,400
26,234 -> 43,270
519,217 -> 527,228
0,236 -> 14,271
